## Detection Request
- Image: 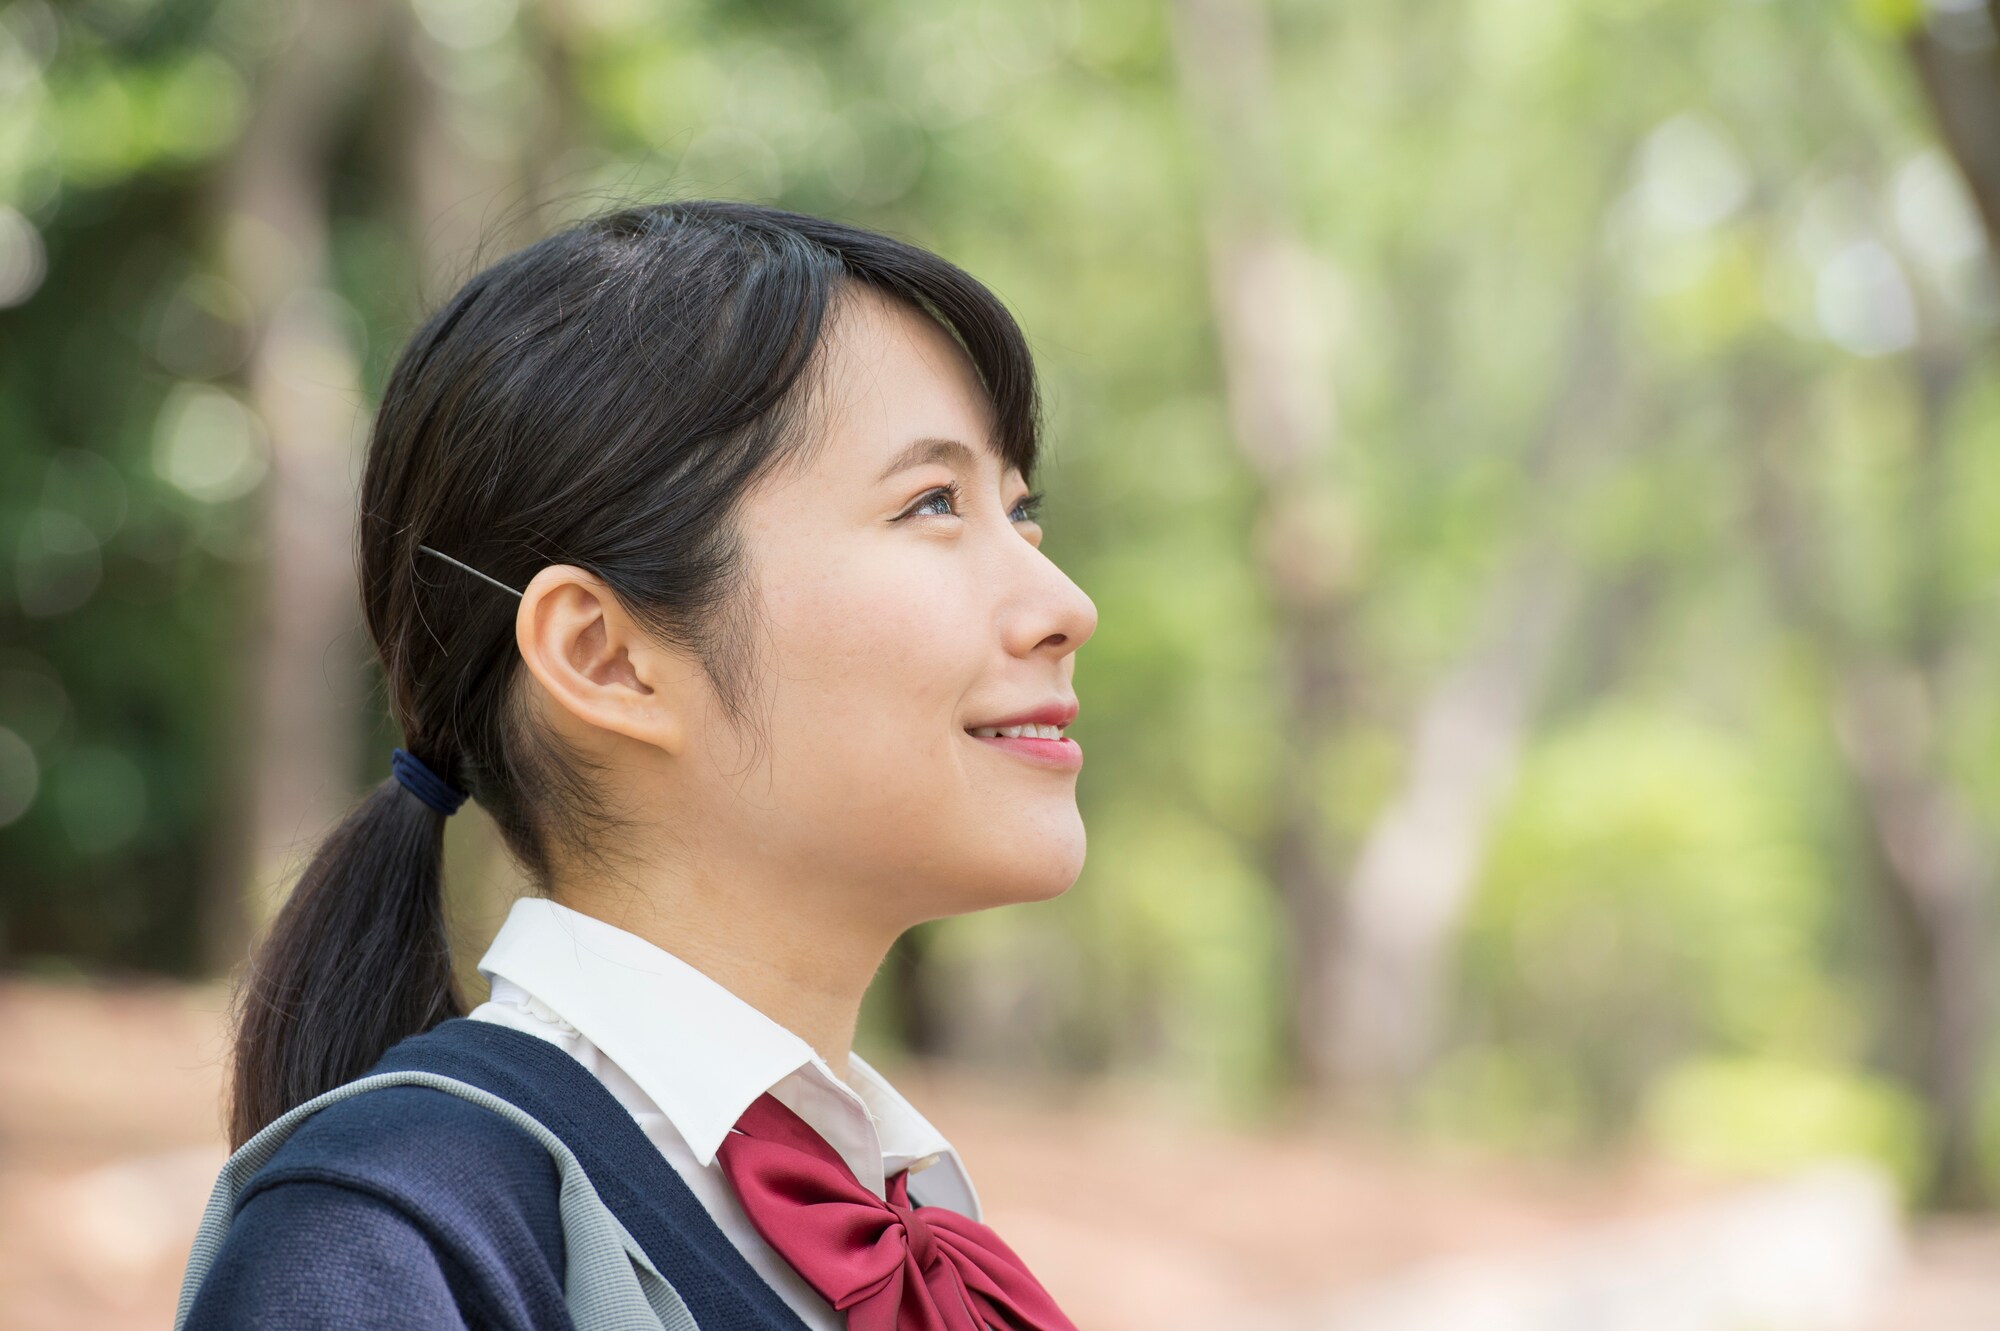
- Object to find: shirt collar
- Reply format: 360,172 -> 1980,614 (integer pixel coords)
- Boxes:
475,896 -> 983,1220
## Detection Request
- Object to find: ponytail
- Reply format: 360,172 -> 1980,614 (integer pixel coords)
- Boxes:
226,752 -> 465,1148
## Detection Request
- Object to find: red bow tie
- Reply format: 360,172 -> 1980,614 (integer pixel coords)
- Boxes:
715,1091 -> 1079,1331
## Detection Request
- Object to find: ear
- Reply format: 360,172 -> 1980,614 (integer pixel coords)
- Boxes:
514,564 -> 690,755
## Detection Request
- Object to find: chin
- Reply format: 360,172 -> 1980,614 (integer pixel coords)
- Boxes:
969,828 -> 1088,909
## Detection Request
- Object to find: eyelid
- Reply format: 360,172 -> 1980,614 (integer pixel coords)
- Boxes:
901,480 -> 964,520
899,481 -> 1044,522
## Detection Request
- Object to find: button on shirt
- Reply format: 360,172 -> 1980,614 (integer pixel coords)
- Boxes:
467,897 -> 983,1331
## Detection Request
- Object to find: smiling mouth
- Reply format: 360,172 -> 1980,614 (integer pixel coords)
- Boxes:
966,723 -> 1069,740
962,726 -> 1083,769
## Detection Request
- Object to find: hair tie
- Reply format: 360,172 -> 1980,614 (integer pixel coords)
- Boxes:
391,747 -> 469,816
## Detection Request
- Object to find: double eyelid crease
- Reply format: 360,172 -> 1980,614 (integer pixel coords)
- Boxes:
901,481 -> 1046,522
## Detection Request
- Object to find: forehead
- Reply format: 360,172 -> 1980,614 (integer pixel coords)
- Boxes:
797,284 -> 1010,482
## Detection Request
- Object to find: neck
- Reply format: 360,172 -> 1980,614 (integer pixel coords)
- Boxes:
551,865 -> 897,1086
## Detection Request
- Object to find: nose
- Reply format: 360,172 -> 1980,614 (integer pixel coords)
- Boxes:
999,535 -> 1096,660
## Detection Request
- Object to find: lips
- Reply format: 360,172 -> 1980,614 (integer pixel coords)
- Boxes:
963,698 -> 1083,772
963,699 -> 1079,732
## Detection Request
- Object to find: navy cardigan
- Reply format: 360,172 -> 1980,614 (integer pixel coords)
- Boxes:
182,1018 -> 818,1330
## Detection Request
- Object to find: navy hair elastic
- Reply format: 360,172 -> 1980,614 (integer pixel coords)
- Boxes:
392,746 -> 470,816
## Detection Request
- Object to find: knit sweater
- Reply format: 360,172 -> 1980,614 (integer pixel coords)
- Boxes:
182,1018 -> 817,1330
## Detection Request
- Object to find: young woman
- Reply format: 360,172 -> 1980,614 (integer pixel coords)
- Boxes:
183,199 -> 1095,1330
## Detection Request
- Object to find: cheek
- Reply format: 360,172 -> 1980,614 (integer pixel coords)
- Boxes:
747,557 -> 1085,909
758,555 -> 981,815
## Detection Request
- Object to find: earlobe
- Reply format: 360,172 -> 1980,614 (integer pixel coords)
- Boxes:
515,565 -> 685,755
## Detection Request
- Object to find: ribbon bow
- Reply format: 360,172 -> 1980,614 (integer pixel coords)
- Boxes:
716,1091 -> 1079,1331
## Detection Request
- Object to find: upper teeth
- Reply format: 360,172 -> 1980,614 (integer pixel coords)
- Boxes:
971,723 -> 1064,739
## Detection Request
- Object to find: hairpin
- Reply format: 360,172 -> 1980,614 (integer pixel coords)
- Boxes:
417,544 -> 525,598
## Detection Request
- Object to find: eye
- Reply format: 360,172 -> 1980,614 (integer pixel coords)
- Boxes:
904,480 -> 966,519
898,482 -> 1047,524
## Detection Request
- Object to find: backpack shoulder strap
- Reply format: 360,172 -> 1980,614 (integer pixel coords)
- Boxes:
175,1070 -> 701,1331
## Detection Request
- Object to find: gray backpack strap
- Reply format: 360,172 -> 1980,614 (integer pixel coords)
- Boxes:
174,1071 -> 700,1331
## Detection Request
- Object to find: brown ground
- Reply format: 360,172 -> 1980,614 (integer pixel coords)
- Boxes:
0,977 -> 1988,1330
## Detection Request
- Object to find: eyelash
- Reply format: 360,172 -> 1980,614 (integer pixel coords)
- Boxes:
905,480 -> 1045,524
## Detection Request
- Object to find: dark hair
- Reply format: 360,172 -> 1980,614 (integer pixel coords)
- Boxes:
227,198 -> 1044,1148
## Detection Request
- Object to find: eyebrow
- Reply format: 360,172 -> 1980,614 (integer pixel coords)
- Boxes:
876,436 -> 999,483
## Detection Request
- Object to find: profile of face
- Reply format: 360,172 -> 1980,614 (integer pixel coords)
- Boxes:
519,283 -> 1097,940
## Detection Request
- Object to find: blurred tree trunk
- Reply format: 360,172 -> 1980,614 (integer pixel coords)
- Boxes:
1834,663 -> 1994,1208
1909,8 -> 2000,254
1168,0 -> 1617,1107
1741,350 -> 1993,1208
1888,24 -> 2000,1205
204,0 -> 394,971
1325,289 -> 1620,1108
1166,0 -> 1354,1096
1326,553 -> 1576,1103
391,0 -> 573,297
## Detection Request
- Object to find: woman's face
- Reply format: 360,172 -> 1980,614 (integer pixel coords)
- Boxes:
691,285 -> 1096,929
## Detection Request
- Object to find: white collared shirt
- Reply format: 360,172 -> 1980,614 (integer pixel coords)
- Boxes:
466,896 -> 983,1330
